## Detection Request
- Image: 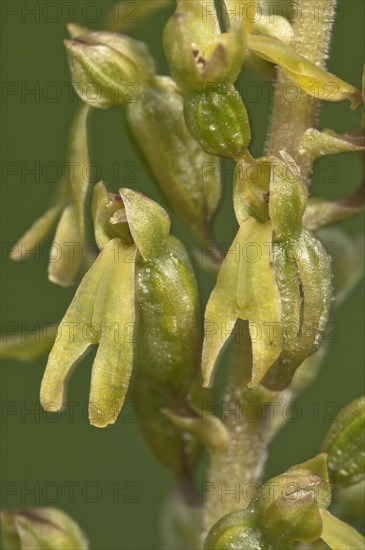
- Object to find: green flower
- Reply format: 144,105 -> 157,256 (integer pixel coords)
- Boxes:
202,152 -> 333,391
41,183 -> 201,428
163,1 -> 245,93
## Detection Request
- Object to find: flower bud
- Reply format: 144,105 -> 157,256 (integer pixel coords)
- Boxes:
321,396 -> 365,487
257,454 -> 331,543
163,2 -> 244,92
184,84 -> 251,159
64,31 -> 155,108
0,508 -> 88,549
203,508 -> 279,550
126,77 -> 221,241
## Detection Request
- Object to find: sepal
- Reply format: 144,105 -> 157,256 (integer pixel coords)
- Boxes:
247,34 -> 362,108
11,104 -> 91,287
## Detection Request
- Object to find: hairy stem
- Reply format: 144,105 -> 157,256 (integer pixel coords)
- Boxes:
266,0 -> 337,177
203,321 -> 273,532
203,0 -> 339,536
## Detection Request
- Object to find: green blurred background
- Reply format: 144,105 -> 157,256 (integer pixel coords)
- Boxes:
1,1 -> 364,548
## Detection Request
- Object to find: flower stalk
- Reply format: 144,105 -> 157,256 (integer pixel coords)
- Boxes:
3,0 -> 364,548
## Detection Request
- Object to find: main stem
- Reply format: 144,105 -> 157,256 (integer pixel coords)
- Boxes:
266,0 -> 337,174
203,321 -> 274,531
203,0 -> 338,535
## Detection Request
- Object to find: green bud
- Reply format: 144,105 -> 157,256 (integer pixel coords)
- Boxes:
135,236 -> 201,397
257,454 -> 331,543
64,31 -> 155,108
184,84 -> 251,159
0,508 -> 88,550
203,508 -> 279,550
126,77 -> 221,241
163,2 -> 244,92
269,152 -> 308,242
321,396 -> 365,487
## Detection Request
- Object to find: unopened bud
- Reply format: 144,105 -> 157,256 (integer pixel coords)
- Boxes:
64,31 -> 155,108
184,84 -> 251,159
203,508 -> 280,550
257,454 -> 331,543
